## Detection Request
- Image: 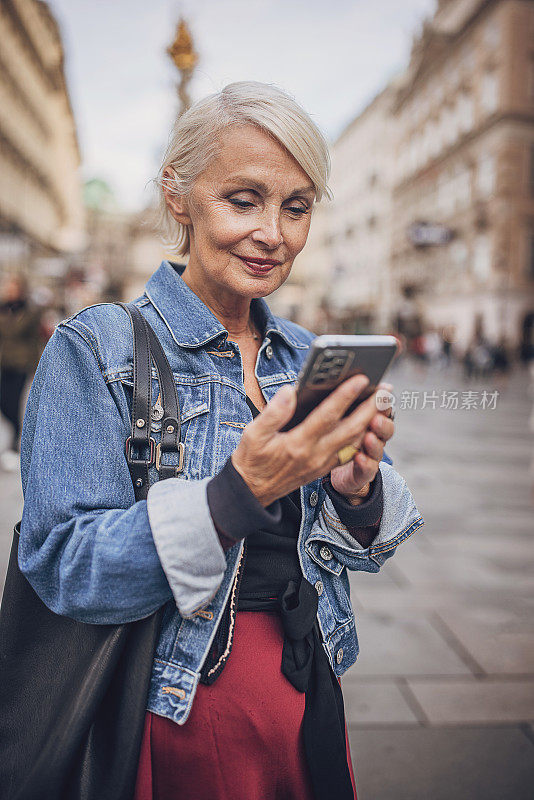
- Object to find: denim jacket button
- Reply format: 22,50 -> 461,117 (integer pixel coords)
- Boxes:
336,648 -> 344,665
265,345 -> 274,360
314,580 -> 324,596
309,490 -> 318,507
320,546 -> 332,561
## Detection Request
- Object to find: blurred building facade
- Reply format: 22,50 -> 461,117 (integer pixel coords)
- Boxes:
0,0 -> 85,282
270,201 -> 330,331
392,0 -> 534,349
272,84 -> 400,334
287,0 -> 534,350
81,179 -> 168,311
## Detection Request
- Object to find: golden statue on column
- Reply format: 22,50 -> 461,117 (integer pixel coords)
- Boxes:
167,18 -> 198,115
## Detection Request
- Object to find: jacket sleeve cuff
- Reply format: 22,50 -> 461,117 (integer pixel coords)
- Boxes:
207,456 -> 282,544
322,470 -> 383,549
147,477 -> 227,617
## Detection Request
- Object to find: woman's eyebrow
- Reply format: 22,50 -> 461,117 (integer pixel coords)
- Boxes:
223,176 -> 315,197
288,185 -> 316,198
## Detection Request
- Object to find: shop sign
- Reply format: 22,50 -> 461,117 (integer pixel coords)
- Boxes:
407,221 -> 454,247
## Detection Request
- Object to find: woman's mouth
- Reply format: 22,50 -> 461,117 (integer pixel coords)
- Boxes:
234,254 -> 281,275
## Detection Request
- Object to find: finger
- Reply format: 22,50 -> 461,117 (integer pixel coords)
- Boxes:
361,431 -> 384,462
299,374 -> 370,439
354,451 -> 380,481
323,389 -> 380,452
368,413 -> 395,443
251,385 -> 296,441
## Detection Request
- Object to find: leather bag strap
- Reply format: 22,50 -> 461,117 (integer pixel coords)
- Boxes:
118,303 -> 153,500
117,303 -> 183,490
143,321 -> 183,480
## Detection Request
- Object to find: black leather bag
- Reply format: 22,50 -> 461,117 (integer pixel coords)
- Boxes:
0,304 -> 183,800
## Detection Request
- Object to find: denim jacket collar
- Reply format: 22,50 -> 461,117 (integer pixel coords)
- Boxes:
145,260 -> 309,350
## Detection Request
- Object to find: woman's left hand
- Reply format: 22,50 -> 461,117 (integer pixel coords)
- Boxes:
330,390 -> 395,505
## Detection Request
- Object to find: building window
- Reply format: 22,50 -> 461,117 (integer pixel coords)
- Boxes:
442,105 -> 456,147
472,234 -> 492,281
457,168 -> 471,209
427,121 -> 439,158
437,171 -> 454,216
458,92 -> 474,134
484,18 -> 500,49
451,240 -> 468,269
477,155 -> 495,197
481,71 -> 498,114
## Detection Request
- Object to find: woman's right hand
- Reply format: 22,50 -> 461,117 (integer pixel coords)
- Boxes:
231,375 -> 380,507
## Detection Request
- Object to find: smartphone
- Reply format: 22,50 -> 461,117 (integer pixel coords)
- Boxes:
281,335 -> 398,431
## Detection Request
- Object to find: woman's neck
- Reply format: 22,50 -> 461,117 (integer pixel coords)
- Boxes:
181,263 -> 256,341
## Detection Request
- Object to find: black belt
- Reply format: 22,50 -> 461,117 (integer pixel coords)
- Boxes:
242,578 -> 355,800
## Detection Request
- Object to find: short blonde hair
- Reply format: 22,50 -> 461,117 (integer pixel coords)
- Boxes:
156,81 -> 331,255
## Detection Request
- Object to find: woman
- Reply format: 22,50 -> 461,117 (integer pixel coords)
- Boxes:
19,82 -> 424,800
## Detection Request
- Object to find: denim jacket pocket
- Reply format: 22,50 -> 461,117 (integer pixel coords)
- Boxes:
172,381 -> 211,479
117,374 -> 211,479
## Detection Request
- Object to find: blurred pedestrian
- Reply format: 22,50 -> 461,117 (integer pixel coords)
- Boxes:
0,274 -> 42,470
422,327 -> 444,369
441,325 -> 456,367
463,334 -> 493,381
492,335 -> 510,374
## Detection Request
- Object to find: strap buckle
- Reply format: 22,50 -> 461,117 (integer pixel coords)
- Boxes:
155,441 -> 185,475
125,436 -> 155,466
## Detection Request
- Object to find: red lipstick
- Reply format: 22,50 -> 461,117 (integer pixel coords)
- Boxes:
234,254 -> 282,274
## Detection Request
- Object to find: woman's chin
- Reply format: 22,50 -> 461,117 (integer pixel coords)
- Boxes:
237,264 -> 290,295
243,273 -> 285,298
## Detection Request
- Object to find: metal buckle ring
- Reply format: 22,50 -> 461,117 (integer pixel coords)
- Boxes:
125,436 -> 155,466
155,441 -> 185,474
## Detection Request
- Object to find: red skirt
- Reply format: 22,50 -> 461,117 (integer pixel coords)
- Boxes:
134,611 -> 357,800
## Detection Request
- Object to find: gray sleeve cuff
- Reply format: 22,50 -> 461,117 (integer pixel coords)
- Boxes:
147,477 -> 227,617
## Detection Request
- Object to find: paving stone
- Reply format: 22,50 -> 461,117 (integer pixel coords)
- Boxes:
406,679 -> 534,724
342,680 -> 420,725
353,588 -> 534,616
420,533 -> 534,557
348,725 -> 534,800
350,610 -> 472,676
374,545 -> 534,594
436,606 -> 534,675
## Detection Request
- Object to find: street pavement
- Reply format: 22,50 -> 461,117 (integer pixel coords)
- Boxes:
345,358 -> 534,799
1,359 -> 533,799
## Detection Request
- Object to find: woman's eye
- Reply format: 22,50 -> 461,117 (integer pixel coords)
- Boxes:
229,199 -> 254,209
286,206 -> 308,216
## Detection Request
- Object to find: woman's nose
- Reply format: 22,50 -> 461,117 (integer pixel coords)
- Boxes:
251,209 -> 283,248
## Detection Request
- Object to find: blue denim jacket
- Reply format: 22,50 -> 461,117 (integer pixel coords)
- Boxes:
19,260 -> 424,726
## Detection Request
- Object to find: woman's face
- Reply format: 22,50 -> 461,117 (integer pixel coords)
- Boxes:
167,124 -> 316,303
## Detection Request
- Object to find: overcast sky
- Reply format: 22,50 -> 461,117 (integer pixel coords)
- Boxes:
50,0 -> 436,210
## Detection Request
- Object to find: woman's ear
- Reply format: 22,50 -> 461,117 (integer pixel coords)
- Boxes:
162,168 -> 192,225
